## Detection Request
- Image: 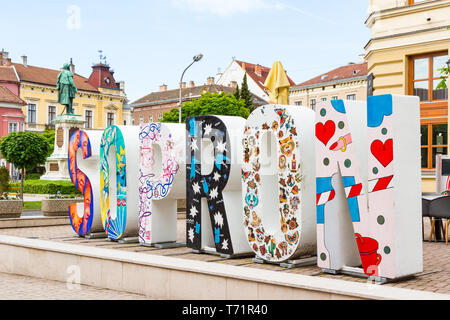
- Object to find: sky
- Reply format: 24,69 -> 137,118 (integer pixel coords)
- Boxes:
0,0 -> 370,102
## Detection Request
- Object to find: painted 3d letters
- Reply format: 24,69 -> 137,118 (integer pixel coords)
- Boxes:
100,125 -> 139,240
186,115 -> 250,256
315,95 -> 422,279
242,105 -> 317,262
68,130 -> 103,236
138,122 -> 185,245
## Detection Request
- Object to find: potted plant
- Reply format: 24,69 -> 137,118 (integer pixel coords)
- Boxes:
41,191 -> 83,217
0,167 -> 22,219
0,192 -> 22,219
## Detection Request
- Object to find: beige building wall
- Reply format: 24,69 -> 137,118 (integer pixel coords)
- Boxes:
365,0 -> 450,192
289,79 -> 367,109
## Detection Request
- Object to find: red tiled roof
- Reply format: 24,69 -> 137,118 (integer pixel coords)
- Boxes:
0,66 -> 19,83
0,85 -> 26,105
12,63 -> 99,93
234,60 -> 296,93
295,62 -> 368,87
132,84 -> 267,107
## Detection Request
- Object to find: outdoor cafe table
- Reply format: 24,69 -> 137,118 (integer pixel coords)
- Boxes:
422,193 -> 445,242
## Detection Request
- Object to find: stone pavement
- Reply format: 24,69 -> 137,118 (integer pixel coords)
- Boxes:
0,272 -> 151,300
0,218 -> 448,297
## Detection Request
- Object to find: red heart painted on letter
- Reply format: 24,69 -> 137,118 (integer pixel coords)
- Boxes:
316,121 -> 336,146
371,139 -> 393,167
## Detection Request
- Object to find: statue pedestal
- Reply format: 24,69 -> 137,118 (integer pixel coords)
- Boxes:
41,114 -> 86,181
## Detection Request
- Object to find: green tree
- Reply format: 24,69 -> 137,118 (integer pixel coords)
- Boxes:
437,65 -> 449,90
233,84 -> 240,101
240,73 -> 255,112
0,166 -> 9,193
39,130 -> 55,157
160,91 -> 250,123
0,132 -> 50,199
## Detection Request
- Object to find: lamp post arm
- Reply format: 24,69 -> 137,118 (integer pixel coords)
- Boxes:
179,60 -> 196,123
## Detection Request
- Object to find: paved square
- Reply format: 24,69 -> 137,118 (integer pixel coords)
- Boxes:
0,218 -> 448,297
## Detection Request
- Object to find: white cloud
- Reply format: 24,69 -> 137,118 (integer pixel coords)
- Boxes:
171,0 -> 271,16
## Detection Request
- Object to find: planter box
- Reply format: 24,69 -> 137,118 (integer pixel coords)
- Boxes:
0,200 -> 23,219
42,199 -> 83,217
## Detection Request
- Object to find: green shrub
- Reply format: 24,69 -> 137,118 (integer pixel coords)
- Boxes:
0,166 -> 9,193
26,173 -> 43,180
9,180 -> 80,195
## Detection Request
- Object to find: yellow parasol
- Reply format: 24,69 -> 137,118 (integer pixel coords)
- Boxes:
264,61 -> 291,105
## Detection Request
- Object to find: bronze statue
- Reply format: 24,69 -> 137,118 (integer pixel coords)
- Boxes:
56,63 -> 77,115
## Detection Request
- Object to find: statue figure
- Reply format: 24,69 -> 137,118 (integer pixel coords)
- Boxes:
56,63 -> 77,115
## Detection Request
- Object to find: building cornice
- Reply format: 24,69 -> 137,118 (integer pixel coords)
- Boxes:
365,25 -> 449,50
365,0 -> 450,27
290,76 -> 368,92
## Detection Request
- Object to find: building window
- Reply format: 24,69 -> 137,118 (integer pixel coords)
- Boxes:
124,120 -> 127,125
158,112 -> 163,119
139,116 -> 144,125
85,110 -> 93,129
27,104 -> 36,124
411,53 -> 448,102
321,97 -> 327,102
346,94 -> 356,100
294,101 -> 302,106
107,112 -> 114,126
149,115 -> 153,122
421,124 -> 448,169
48,106 -> 56,124
8,122 -> 18,133
331,96 -> 338,100
310,99 -> 316,110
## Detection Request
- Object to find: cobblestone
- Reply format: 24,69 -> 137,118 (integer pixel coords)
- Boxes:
0,272 -> 151,300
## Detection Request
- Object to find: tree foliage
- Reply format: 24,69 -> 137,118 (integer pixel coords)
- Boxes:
0,166 -> 9,193
160,91 -> 250,123
0,132 -> 50,199
0,132 -> 50,171
437,65 -> 449,90
39,130 -> 55,157
240,73 -> 255,112
233,84 -> 240,101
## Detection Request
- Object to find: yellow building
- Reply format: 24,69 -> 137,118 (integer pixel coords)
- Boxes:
289,62 -> 368,109
365,0 -> 450,192
0,53 -> 127,132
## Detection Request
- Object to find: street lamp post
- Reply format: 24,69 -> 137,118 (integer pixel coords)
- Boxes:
179,54 -> 203,123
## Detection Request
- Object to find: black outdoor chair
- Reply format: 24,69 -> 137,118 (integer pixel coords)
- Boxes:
428,195 -> 450,244
422,198 -> 431,240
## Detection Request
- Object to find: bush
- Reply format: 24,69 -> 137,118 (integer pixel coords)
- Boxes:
0,166 -> 9,193
9,180 -> 80,195
26,173 -> 43,180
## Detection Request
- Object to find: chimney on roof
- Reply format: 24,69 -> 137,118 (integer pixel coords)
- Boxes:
69,58 -> 75,73
207,77 -> 215,85
189,80 -> 195,88
180,82 -> 186,89
21,55 -> 27,67
117,81 -> 125,93
242,62 -> 246,70
4,58 -> 11,66
255,64 -> 262,77
1,50 -> 8,66
159,84 -> 167,92
358,54 -> 366,64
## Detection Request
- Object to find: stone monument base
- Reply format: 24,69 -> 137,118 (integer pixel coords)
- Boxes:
41,114 -> 85,181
